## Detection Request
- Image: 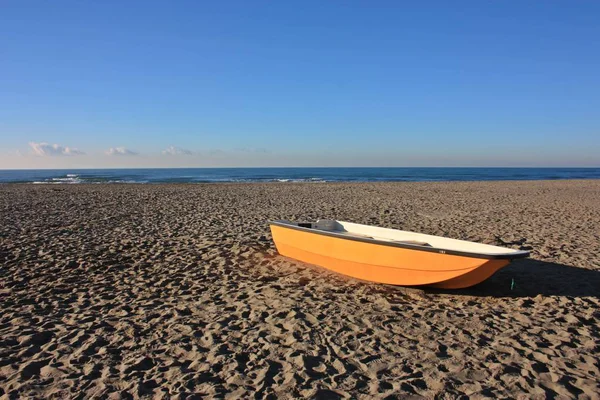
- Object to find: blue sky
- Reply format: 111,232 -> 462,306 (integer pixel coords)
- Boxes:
1,1 -> 599,168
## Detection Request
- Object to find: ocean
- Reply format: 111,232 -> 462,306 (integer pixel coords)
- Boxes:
1,167 -> 599,184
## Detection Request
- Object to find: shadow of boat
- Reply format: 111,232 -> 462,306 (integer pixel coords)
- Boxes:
427,259 -> 600,298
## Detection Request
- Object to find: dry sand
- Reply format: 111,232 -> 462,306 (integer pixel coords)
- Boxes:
1,180 -> 599,399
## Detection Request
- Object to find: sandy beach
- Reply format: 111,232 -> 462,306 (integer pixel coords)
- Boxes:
1,180 -> 599,399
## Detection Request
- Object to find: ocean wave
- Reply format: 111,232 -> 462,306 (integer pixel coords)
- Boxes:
273,178 -> 325,182
273,178 -> 326,183
51,177 -> 83,183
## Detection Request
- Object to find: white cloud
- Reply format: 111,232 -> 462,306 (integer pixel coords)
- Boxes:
29,142 -> 85,156
162,146 -> 193,155
235,147 -> 270,154
105,147 -> 138,156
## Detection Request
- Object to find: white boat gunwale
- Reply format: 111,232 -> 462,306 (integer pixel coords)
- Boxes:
269,220 -> 530,260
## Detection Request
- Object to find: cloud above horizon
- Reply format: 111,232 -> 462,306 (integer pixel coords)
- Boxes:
29,142 -> 85,156
105,147 -> 138,156
235,147 -> 270,154
162,146 -> 193,155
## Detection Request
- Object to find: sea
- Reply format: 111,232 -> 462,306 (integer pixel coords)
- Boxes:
0,167 -> 599,184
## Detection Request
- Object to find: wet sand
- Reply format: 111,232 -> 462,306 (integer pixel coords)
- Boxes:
1,180 -> 599,398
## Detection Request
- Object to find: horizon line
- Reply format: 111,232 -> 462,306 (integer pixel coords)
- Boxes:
1,166 -> 600,171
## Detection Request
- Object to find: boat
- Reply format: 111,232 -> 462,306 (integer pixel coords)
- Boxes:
269,220 -> 529,289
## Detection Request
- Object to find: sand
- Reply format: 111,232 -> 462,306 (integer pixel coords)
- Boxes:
1,180 -> 599,399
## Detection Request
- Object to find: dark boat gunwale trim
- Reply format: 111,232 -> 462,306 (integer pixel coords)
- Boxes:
268,220 -> 530,260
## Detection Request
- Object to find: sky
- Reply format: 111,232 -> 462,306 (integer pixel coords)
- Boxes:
1,1 -> 599,168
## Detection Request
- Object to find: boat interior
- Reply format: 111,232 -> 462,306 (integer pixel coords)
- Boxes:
277,219 -> 529,257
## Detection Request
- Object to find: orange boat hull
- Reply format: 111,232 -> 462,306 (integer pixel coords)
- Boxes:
270,224 -> 511,289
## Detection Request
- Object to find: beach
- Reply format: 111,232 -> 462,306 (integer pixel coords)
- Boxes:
1,180 -> 599,398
